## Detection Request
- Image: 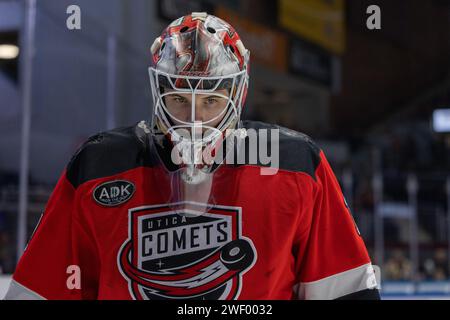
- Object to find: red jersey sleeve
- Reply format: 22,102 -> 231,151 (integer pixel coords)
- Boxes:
294,150 -> 379,300
5,170 -> 100,300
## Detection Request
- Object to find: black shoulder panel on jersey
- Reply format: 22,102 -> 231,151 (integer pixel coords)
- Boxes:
66,120 -> 323,188
335,288 -> 381,300
66,122 -> 157,189
235,120 -> 322,180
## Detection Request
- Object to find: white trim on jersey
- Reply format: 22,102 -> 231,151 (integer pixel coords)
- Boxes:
4,279 -> 46,300
296,263 -> 378,300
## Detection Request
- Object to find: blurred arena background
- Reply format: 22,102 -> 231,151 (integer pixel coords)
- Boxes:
1,0 -> 450,299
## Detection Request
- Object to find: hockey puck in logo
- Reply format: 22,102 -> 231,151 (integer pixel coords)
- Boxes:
220,239 -> 254,271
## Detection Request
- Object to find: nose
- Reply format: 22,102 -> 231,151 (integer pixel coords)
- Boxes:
193,101 -> 204,122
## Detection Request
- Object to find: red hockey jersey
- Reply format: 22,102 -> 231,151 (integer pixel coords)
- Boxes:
5,120 -> 379,300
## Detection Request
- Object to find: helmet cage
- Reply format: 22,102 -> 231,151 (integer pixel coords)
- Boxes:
149,67 -> 248,148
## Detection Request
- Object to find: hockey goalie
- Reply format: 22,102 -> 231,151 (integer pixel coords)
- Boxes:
5,12 -> 379,300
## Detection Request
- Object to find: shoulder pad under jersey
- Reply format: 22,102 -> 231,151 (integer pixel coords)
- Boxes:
237,120 -> 322,180
66,121 -> 157,188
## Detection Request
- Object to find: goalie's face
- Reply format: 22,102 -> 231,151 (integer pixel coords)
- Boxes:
164,88 -> 230,129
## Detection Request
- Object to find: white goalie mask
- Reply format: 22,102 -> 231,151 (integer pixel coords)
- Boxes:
148,12 -> 250,213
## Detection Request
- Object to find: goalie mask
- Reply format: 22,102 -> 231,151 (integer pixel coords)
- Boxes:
148,12 -> 250,213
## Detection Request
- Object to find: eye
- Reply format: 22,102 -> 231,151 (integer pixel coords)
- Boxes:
205,97 -> 219,104
172,96 -> 188,103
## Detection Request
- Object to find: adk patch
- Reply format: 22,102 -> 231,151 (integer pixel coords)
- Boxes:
93,180 -> 135,206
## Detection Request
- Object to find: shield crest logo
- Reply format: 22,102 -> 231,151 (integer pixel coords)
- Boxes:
118,202 -> 256,300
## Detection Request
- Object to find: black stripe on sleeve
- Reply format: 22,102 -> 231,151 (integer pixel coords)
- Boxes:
336,289 -> 381,300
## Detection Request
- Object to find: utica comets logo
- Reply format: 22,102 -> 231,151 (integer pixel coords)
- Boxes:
118,202 -> 256,300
